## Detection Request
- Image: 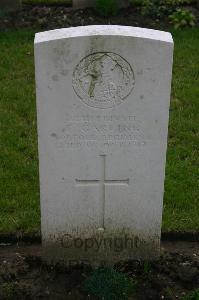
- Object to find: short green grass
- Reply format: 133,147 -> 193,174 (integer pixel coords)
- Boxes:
0,31 -> 39,233
163,29 -> 199,231
0,29 -> 198,234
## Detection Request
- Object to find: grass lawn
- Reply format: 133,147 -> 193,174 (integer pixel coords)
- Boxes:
0,29 -> 198,234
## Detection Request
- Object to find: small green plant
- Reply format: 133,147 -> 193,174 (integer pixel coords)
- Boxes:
143,261 -> 151,278
83,267 -> 136,300
182,288 -> 199,300
163,287 -> 176,299
1,283 -> 16,299
169,9 -> 196,28
96,0 -> 119,17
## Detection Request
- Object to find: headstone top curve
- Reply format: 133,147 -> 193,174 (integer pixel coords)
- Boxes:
34,25 -> 173,45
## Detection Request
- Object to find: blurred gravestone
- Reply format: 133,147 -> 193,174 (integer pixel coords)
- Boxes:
73,0 -> 94,8
0,0 -> 21,11
73,0 -> 129,8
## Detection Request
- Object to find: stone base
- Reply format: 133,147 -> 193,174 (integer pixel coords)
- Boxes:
73,0 -> 129,8
0,0 -> 21,11
42,233 -> 160,266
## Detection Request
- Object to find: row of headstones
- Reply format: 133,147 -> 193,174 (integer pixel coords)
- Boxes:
0,0 -> 129,11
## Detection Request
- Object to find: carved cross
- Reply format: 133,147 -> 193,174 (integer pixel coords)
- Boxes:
76,155 -> 129,229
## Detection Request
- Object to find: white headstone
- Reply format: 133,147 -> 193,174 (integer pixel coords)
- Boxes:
35,25 -> 173,265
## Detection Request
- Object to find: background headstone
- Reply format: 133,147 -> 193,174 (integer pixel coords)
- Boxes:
73,0 -> 94,8
35,25 -> 173,265
0,0 -> 21,11
73,0 -> 129,8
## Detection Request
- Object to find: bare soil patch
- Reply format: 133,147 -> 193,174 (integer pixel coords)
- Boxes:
0,4 -> 198,31
0,241 -> 198,299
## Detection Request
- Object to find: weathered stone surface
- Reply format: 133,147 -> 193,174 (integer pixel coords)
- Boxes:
34,25 -> 173,265
0,0 -> 21,11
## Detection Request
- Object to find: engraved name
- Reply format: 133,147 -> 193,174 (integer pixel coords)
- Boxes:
51,114 -> 146,149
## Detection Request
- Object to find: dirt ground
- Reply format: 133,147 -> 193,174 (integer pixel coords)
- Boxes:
0,4 -> 198,31
0,241 -> 198,299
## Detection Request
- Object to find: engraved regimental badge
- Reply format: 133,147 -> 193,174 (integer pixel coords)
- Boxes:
72,52 -> 135,109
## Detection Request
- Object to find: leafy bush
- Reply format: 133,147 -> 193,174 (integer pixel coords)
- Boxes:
169,8 -> 196,28
83,267 -> 136,300
129,0 -> 144,6
182,288 -> 199,300
141,0 -> 177,18
133,0 -> 195,7
141,0 -> 195,18
96,0 -> 119,16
